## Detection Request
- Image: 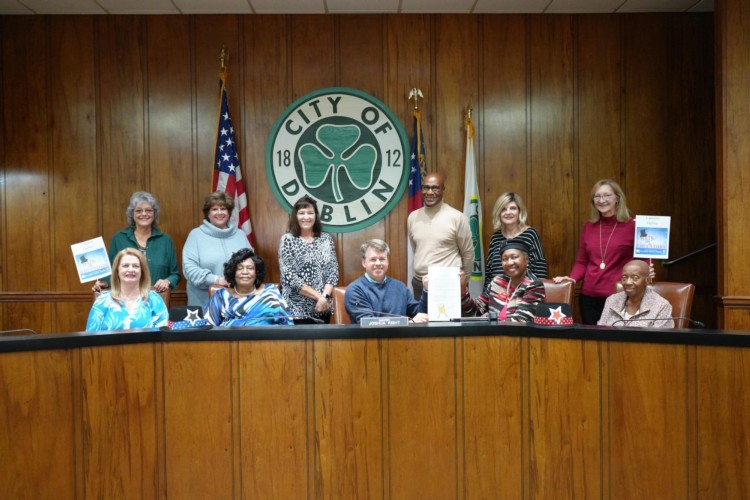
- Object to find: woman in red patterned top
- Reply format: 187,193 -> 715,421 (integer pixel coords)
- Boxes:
462,240 -> 546,323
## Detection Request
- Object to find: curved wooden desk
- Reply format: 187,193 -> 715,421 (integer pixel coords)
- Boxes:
1,323 -> 748,499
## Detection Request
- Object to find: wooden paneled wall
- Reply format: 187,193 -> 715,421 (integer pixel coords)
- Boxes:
0,14 -> 715,333
2,335 -> 749,498
716,0 -> 750,329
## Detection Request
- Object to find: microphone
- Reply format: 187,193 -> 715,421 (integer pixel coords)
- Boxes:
161,323 -> 213,331
449,316 -> 491,322
356,308 -> 409,319
610,316 -> 705,328
210,314 -> 300,326
290,316 -> 325,325
0,328 -> 39,336
206,316 -> 323,325
352,301 -> 411,320
449,310 -> 497,323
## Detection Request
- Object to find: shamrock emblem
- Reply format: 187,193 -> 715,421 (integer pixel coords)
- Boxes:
298,123 -> 378,202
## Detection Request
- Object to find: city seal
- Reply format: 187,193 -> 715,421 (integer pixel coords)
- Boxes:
266,87 -> 409,232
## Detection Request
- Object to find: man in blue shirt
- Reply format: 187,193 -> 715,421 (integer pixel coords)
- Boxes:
344,239 -> 429,324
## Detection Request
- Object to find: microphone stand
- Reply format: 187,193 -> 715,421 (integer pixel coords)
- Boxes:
610,316 -> 704,328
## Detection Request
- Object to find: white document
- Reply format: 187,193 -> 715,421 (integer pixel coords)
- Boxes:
427,266 -> 461,321
71,236 -> 111,283
633,215 -> 671,259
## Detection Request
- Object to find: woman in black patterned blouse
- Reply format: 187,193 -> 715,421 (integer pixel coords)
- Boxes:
278,196 -> 339,323
484,192 -> 547,294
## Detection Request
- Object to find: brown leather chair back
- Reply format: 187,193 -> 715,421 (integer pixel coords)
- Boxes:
93,287 -> 170,308
615,281 -> 695,328
209,283 -> 279,299
541,279 -> 574,308
332,287 -> 350,324
208,284 -> 225,299
156,289 -> 171,308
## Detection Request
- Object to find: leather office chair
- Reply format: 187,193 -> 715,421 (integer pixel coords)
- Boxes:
208,284 -> 225,299
541,279 -> 574,309
614,282 -> 695,328
156,288 -> 171,308
209,283 -> 280,299
332,286 -> 351,324
93,287 -> 171,308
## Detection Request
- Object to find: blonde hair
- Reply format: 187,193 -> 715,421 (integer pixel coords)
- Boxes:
110,248 -> 151,302
589,179 -> 631,223
492,192 -> 529,231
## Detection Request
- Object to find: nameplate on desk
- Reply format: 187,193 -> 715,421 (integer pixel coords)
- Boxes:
360,316 -> 409,327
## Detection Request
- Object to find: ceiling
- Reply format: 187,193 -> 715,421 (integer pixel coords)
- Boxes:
0,0 -> 713,15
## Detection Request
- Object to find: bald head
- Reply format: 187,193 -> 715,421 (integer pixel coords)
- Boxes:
424,172 -> 444,187
623,259 -> 649,276
422,172 -> 445,207
621,259 -> 649,299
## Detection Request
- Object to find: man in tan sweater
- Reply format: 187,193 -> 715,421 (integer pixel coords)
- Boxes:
408,172 -> 474,299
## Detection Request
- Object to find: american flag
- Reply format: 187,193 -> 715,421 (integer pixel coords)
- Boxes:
213,69 -> 255,247
408,109 -> 426,212
407,109 -> 427,291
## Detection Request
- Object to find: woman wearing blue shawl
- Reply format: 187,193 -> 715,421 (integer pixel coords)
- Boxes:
204,249 -> 291,326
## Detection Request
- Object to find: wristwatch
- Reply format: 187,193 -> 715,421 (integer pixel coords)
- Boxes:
323,293 -> 332,300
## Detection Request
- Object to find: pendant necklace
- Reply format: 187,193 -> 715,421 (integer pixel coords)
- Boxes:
599,220 -> 618,270
135,230 -> 150,256
233,286 -> 256,297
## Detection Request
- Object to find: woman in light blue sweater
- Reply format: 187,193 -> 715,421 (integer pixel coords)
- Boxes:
183,192 -> 251,307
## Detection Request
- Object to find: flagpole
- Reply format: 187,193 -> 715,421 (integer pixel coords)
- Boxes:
212,44 -> 256,247
463,104 -> 484,297
407,88 -> 426,294
408,87 -> 423,110
219,44 -> 228,73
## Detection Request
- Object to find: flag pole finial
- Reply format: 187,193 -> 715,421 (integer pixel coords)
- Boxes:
220,44 -> 228,73
408,88 -> 424,110
467,105 -> 472,119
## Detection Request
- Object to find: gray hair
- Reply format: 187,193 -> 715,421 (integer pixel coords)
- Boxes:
126,191 -> 160,228
359,238 -> 390,259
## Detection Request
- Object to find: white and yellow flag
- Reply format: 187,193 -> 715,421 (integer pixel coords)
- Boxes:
463,113 -> 484,297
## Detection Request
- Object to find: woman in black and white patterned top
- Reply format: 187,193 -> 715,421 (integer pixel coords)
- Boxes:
484,192 -> 548,294
279,195 -> 339,323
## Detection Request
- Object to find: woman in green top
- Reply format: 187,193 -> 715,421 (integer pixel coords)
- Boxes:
94,191 -> 180,293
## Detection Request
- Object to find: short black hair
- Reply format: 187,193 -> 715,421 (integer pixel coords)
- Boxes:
224,248 -> 265,288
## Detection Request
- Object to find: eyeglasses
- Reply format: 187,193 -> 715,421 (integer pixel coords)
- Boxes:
592,193 -> 615,201
134,209 -> 154,215
422,185 -> 442,192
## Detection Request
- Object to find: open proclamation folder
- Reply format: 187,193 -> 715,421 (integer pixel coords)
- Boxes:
427,266 -> 461,321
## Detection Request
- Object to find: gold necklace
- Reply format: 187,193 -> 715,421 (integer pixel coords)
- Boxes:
233,286 -> 256,297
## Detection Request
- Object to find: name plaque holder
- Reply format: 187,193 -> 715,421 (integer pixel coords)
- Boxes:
360,316 -> 409,327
